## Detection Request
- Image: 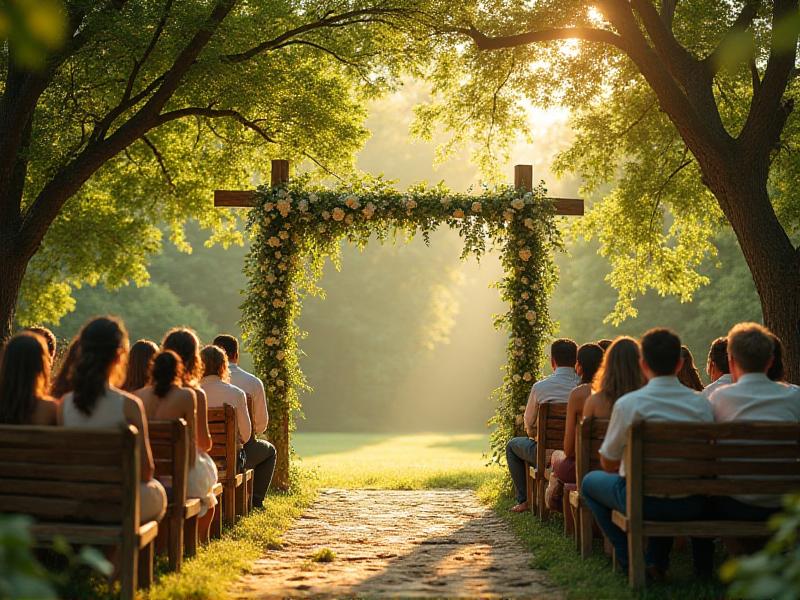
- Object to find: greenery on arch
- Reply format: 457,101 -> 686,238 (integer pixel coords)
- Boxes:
240,179 -> 562,467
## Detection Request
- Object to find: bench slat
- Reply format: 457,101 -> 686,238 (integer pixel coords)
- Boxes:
643,442 -> 800,459
644,479 -> 800,495
643,459 -> 800,476
0,463 -> 123,482
0,494 -> 123,522
1,478 -> 124,501
640,421 -> 800,441
611,511 -> 771,537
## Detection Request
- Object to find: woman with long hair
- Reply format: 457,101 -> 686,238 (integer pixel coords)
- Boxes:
134,351 -> 218,543
123,340 -> 159,392
0,332 -> 58,425
583,336 -> 644,419
678,345 -> 705,391
50,337 -> 80,400
162,328 -> 213,456
61,317 -> 166,524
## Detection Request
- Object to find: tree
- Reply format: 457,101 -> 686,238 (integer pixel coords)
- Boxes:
0,0 -> 418,342
418,1 -> 800,381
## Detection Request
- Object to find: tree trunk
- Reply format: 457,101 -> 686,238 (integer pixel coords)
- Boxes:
0,236 -> 27,345
267,408 -> 290,491
709,164 -> 800,384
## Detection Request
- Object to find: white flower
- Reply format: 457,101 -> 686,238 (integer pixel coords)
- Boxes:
405,198 -> 417,210
276,351 -> 285,360
279,231 -> 289,240
274,251 -> 281,259
308,192 -> 319,203
272,327 -> 280,335
521,277 -> 529,285
318,224 -> 327,233
345,196 -> 360,210
298,199 -> 309,212
503,210 -> 514,222
321,210 -> 331,221
513,374 -> 521,383
452,208 -> 465,219
524,218 -> 535,230
362,202 -> 376,219
518,248 -> 532,262
525,310 -> 536,321
344,213 -> 354,225
276,200 -> 291,217
277,189 -> 287,198
270,368 -> 279,378
440,195 -> 452,205
267,236 -> 281,247
511,198 -> 525,210
471,201 -> 482,213
276,379 -> 284,387
521,292 -> 530,300
332,207 -> 345,221
265,273 -> 276,284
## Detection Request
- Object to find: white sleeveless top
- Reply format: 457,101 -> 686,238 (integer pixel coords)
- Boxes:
62,386 -> 127,428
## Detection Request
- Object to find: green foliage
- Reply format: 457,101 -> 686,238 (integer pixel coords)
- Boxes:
722,494 -> 800,600
310,548 -> 336,563
241,180 -> 560,465
0,0 -> 66,68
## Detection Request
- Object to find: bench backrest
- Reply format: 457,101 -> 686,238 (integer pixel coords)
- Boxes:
575,416 -> 609,490
536,402 -> 568,472
0,425 -> 140,530
626,421 -> 800,528
149,419 -> 189,509
207,405 -> 238,477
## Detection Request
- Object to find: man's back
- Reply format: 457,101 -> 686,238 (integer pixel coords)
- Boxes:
229,364 -> 268,434
710,373 -> 800,422
523,367 -> 580,431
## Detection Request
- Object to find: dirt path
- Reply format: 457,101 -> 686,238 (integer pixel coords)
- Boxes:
233,488 -> 561,599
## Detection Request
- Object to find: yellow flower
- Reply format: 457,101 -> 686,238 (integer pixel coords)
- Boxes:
276,200 -> 291,217
332,207 -> 345,221
267,236 -> 281,247
278,231 -> 289,240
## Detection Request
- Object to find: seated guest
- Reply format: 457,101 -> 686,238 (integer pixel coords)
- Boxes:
766,332 -> 791,384
213,334 -> 276,508
678,345 -> 704,391
24,326 -> 57,362
200,345 -> 251,456
0,332 -> 58,425
596,339 -> 613,352
709,323 -> 800,520
581,328 -> 715,579
551,343 -> 605,484
582,337 -> 644,421
61,317 -> 166,524
702,337 -> 731,399
162,328 -> 213,459
50,337 -> 80,400
506,338 -> 579,513
135,350 -> 218,541
123,339 -> 159,392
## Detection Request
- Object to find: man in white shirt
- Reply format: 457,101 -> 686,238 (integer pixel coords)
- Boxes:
708,322 -> 800,519
214,335 -> 277,509
581,328 -> 715,579
200,346 -> 252,444
506,338 -> 579,512
702,337 -> 732,399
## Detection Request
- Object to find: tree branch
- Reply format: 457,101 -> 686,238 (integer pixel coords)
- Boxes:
141,135 -> 176,190
453,24 -> 627,53
271,40 -> 376,86
661,0 -> 678,29
704,0 -> 760,75
156,106 -> 278,143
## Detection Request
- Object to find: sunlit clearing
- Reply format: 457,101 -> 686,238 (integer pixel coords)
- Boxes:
559,39 -> 580,58
294,432 -> 502,490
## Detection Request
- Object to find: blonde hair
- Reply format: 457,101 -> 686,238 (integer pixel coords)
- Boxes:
592,336 -> 644,404
200,345 -> 229,381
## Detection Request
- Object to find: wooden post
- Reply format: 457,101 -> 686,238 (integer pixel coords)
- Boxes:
514,164 -> 533,192
271,159 -> 289,187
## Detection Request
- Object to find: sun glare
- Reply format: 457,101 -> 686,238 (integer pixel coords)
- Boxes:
587,5 -> 606,25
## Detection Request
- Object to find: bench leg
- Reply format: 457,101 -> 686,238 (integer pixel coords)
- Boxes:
525,462 -> 535,515
168,515 -> 183,572
579,506 -> 594,558
627,528 -> 645,588
236,482 -> 246,518
536,477 -> 548,521
563,493 -> 573,537
184,514 -> 198,558
247,473 -> 254,512
138,541 -> 154,590
211,494 -> 223,538
224,482 -> 237,526
119,544 -> 137,600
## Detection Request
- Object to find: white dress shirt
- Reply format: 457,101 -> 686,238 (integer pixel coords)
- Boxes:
709,373 -> 800,508
523,366 -> 581,433
600,376 -> 714,478
201,375 -> 252,445
229,364 -> 268,435
701,373 -> 733,399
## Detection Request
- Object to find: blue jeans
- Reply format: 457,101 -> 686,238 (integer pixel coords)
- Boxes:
506,437 -> 537,504
581,471 -> 712,572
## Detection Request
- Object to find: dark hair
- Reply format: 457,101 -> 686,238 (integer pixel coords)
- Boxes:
73,317 -> 128,416
597,339 -> 613,351
577,343 -> 604,385
0,333 -> 51,424
678,346 -> 704,391
123,340 -> 159,392
50,337 -> 80,398
593,336 -> 644,404
162,328 -> 201,384
728,322 -> 775,374
640,328 -> 682,376
200,345 -> 228,380
151,350 -> 183,398
551,338 -> 578,368
767,333 -> 786,382
212,335 -> 239,362
707,337 -> 729,375
25,327 -> 57,359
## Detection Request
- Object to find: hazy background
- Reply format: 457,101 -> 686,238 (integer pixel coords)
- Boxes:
47,81 -> 761,433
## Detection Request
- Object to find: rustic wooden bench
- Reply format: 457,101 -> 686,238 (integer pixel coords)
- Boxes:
0,425 -> 158,600
568,416 -> 609,556
613,421 -> 800,588
149,419 -> 201,570
208,405 -> 253,526
525,402 -> 568,518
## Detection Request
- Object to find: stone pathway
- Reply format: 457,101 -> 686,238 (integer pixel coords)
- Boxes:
234,489 -> 561,599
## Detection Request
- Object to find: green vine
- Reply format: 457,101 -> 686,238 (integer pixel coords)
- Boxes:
241,178 -> 561,467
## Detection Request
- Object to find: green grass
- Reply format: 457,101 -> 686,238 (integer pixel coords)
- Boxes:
294,431 -> 502,489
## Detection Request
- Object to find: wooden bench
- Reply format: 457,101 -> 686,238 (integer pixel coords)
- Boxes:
525,402 -> 568,518
613,421 -> 800,588
208,405 -> 253,526
0,425 -> 158,600
569,416 -> 609,557
150,419 -> 201,570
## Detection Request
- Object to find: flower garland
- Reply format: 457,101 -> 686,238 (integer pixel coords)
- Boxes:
241,179 -> 561,482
